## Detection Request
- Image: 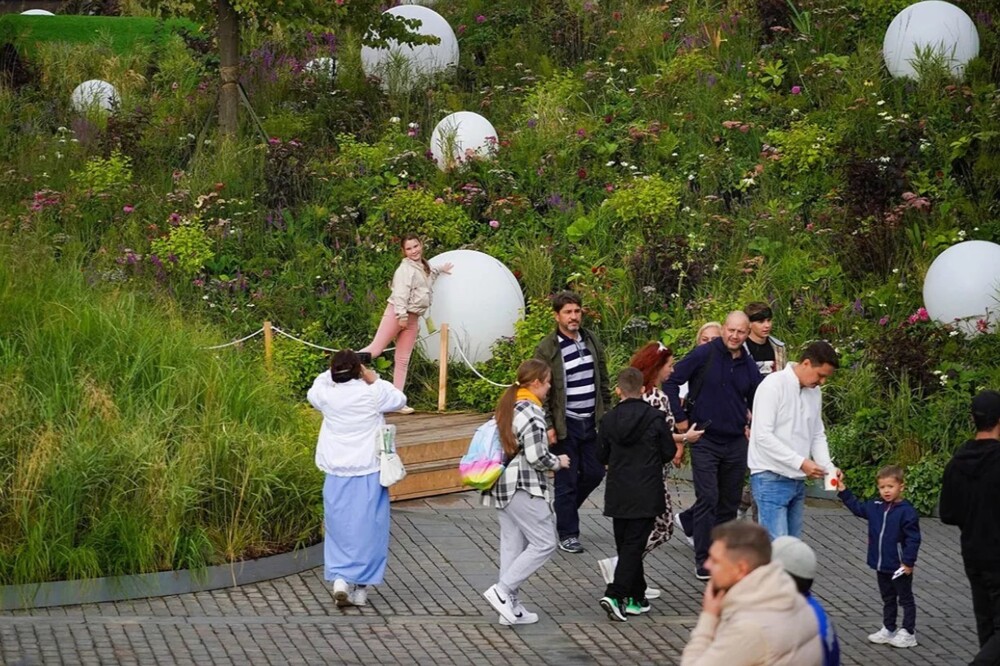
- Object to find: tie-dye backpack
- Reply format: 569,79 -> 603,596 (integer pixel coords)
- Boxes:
459,418 -> 506,491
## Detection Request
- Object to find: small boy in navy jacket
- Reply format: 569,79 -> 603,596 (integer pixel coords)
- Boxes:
835,465 -> 921,649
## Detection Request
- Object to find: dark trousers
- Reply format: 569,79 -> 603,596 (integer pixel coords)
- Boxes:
605,517 -> 655,602
678,435 -> 747,568
966,563 -> 1000,665
876,571 -> 916,633
551,416 -> 604,540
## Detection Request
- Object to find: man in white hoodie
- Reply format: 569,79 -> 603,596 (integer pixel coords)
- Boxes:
681,521 -> 822,666
747,341 -> 839,540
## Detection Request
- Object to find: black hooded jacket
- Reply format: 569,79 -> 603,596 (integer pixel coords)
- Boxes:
598,398 -> 676,519
940,438 -> 1000,567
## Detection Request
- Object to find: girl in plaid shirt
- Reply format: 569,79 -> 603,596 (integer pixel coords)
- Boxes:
483,359 -> 570,625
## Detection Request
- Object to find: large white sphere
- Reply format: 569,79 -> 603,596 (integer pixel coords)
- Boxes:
360,6 -> 458,92
21,9 -> 55,14
304,57 -> 336,78
418,250 -> 524,364
923,241 -> 1000,334
883,1 -> 979,79
430,112 -> 498,171
71,79 -> 119,114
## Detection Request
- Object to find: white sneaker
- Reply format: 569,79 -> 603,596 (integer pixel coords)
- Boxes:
645,587 -> 661,600
333,579 -> 352,607
597,557 -> 618,585
674,513 -> 694,548
868,626 -> 896,644
350,586 -> 368,606
396,406 -> 415,415
889,628 -> 917,648
483,584 -> 517,624
499,601 -> 539,625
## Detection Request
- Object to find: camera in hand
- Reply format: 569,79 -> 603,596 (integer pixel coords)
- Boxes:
355,351 -> 373,365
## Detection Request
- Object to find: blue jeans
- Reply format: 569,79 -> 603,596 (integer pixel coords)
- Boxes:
551,416 -> 604,540
750,471 -> 805,539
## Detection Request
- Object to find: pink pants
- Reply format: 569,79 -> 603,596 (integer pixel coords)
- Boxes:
360,304 -> 419,390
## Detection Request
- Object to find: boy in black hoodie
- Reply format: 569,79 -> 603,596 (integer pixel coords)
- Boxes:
940,390 -> 1000,665
597,367 -> 676,621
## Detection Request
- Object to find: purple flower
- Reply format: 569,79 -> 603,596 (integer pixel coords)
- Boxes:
791,85 -> 802,95
526,118 -> 538,129
476,14 -> 486,23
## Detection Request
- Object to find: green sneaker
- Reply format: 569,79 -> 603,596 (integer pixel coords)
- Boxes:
625,597 -> 651,615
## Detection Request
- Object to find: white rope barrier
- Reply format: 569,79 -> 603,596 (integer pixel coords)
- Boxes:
203,328 -> 265,349
205,324 -> 509,388
450,339 -> 513,388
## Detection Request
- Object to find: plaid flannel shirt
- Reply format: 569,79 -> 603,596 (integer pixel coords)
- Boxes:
482,400 -> 561,509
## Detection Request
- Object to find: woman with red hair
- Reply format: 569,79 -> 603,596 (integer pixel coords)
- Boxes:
597,341 -> 704,599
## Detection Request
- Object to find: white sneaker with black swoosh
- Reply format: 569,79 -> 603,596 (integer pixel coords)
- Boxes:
483,584 -> 517,624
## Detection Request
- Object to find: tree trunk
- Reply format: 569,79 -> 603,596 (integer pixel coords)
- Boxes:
217,0 -> 240,138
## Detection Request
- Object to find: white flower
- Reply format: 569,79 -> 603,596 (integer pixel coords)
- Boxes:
389,117 -> 401,124
606,160 -> 616,166
876,100 -> 886,106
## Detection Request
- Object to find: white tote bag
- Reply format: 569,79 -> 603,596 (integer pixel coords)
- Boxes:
378,423 -> 406,487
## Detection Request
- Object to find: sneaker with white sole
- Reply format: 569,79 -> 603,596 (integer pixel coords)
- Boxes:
597,556 -> 618,585
674,513 -> 694,548
889,628 -> 917,648
625,597 -> 651,615
350,585 -> 368,606
396,406 -> 415,415
499,601 -> 539,626
558,537 -> 585,554
868,626 -> 896,644
695,567 -> 710,581
645,587 -> 661,600
333,578 -> 352,607
599,596 -> 628,622
483,584 -> 517,624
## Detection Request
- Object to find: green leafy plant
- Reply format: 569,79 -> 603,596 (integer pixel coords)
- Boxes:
151,222 -> 214,277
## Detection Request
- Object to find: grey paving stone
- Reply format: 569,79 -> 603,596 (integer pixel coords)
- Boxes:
0,480 -> 980,664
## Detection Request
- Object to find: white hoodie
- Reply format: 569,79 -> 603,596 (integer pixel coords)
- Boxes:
307,372 -> 407,476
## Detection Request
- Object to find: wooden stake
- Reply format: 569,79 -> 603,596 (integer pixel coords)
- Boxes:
438,323 -> 449,412
263,320 -> 273,373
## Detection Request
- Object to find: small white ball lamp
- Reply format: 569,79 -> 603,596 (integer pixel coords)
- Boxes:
883,1 -> 980,79
923,240 -> 1000,334
71,79 -> 120,114
418,250 -> 524,364
429,112 -> 498,171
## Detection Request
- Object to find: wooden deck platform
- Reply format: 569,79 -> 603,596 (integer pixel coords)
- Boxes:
386,411 -> 488,501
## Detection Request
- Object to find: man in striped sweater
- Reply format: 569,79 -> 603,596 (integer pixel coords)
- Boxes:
534,291 -> 611,554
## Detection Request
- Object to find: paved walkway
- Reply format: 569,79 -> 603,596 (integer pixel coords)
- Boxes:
0,481 -> 978,665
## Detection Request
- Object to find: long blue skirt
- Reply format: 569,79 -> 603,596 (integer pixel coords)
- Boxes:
323,472 -> 390,585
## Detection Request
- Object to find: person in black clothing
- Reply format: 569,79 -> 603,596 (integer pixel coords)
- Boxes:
598,367 -> 676,622
940,390 -> 1000,665
664,311 -> 763,580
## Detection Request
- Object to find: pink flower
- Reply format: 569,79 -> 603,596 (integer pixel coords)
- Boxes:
476,14 -> 486,23
123,205 -> 135,214
878,316 -> 889,327
576,128 -> 587,137
489,219 -> 500,228
791,85 -> 801,94
977,319 -> 990,333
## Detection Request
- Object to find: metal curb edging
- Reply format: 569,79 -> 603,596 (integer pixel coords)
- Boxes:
0,542 -> 323,611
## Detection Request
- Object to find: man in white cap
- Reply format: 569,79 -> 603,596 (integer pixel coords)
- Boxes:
772,536 -> 841,666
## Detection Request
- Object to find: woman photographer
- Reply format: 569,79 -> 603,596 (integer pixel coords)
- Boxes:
308,349 -> 407,607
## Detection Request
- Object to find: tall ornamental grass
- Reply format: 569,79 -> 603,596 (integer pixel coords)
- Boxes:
0,242 -> 321,585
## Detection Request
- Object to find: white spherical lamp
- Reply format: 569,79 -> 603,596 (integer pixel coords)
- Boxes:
418,250 -> 524,364
883,1 -> 979,79
71,79 -> 119,114
360,6 -> 458,92
430,112 -> 498,171
923,240 -> 1000,334
304,57 -> 336,78
21,9 -> 55,14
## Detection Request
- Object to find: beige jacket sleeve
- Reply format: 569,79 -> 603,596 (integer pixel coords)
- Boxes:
388,262 -> 413,321
681,613 -> 767,666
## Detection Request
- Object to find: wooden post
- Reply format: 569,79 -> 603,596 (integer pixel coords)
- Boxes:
263,320 -> 273,373
437,323 -> 449,412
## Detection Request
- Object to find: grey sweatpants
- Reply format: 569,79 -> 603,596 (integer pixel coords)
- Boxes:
497,490 -> 558,597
